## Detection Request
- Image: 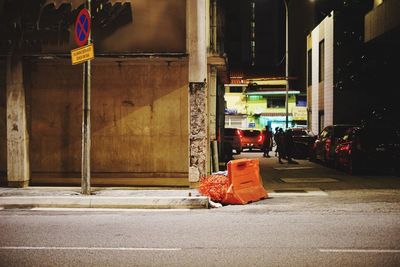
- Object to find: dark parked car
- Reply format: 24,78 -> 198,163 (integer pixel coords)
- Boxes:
335,126 -> 400,175
311,124 -> 356,164
223,128 -> 243,154
290,128 -> 316,159
241,129 -> 263,151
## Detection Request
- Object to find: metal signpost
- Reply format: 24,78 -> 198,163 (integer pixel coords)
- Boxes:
71,2 -> 93,195
284,0 -> 289,129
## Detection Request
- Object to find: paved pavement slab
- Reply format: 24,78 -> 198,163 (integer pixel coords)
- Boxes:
0,187 -> 209,209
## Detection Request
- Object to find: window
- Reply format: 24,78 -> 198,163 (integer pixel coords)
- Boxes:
267,97 -> 285,108
319,112 -> 325,133
249,95 -> 263,101
230,87 -> 243,93
243,130 -> 261,137
296,95 -> 307,107
319,40 -> 325,82
320,129 -> 329,138
250,1 -> 256,66
307,49 -> 312,86
374,0 -> 383,7
292,129 -> 309,136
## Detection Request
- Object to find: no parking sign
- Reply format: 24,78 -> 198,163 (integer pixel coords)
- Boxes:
74,8 -> 91,47
71,6 -> 94,194
71,8 -> 94,65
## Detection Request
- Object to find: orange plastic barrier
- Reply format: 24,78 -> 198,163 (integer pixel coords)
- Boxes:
222,159 -> 268,205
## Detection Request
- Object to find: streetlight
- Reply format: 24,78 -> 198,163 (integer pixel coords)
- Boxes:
284,0 -> 289,129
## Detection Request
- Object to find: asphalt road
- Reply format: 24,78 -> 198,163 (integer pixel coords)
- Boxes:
1,153 -> 400,267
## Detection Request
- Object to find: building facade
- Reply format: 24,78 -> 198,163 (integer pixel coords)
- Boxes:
363,0 -> 400,115
224,78 -> 305,131
307,12 -> 334,135
307,0 -> 400,135
0,0 -> 227,188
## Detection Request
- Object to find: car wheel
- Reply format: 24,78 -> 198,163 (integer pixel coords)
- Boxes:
347,157 -> 358,175
327,154 -> 335,168
322,150 -> 329,166
309,149 -> 316,162
334,157 -> 341,170
323,150 -> 330,166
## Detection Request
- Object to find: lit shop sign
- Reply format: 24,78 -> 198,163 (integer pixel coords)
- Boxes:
225,108 -> 239,115
292,107 -> 307,121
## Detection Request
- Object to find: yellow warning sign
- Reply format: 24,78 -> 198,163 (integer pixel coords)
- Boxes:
292,106 -> 308,121
71,44 -> 94,65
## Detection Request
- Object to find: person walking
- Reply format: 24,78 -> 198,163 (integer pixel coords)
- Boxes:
262,126 -> 273,157
275,128 -> 285,164
274,127 -> 279,156
285,128 -> 295,163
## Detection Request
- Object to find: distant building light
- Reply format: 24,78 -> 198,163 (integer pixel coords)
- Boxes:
224,84 -> 247,87
246,91 -> 300,96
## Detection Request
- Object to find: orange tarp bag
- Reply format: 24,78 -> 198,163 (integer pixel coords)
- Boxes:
222,158 -> 268,205
198,174 -> 230,202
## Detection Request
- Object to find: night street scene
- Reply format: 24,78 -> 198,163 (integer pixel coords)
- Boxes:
1,0 -> 400,266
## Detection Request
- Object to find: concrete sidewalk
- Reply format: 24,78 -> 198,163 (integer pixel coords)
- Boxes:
0,187 -> 209,209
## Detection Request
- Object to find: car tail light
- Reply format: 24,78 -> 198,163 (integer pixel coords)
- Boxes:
340,144 -> 350,152
258,134 -> 264,143
236,129 -> 243,143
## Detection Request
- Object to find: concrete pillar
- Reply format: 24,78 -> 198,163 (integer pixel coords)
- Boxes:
311,30 -> 319,135
209,66 -> 217,141
187,0 -> 208,185
206,66 -> 217,174
6,56 -> 30,187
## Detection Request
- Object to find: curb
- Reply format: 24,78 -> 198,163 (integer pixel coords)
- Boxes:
0,196 -> 210,209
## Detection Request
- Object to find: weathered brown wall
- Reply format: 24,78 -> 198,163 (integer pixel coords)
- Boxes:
43,0 -> 186,53
28,58 -> 188,181
0,60 -> 6,183
99,0 -> 186,53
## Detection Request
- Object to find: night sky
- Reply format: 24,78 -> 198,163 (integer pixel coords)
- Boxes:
221,0 -> 400,124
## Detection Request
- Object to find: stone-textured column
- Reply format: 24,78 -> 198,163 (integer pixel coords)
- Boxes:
6,56 -> 30,187
189,83 -> 207,183
187,0 -> 208,185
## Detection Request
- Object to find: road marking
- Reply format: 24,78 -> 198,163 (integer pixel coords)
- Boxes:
274,167 -> 315,170
280,178 -> 339,183
269,188 -> 328,196
319,249 -> 400,253
0,246 -> 182,251
30,208 -> 191,212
